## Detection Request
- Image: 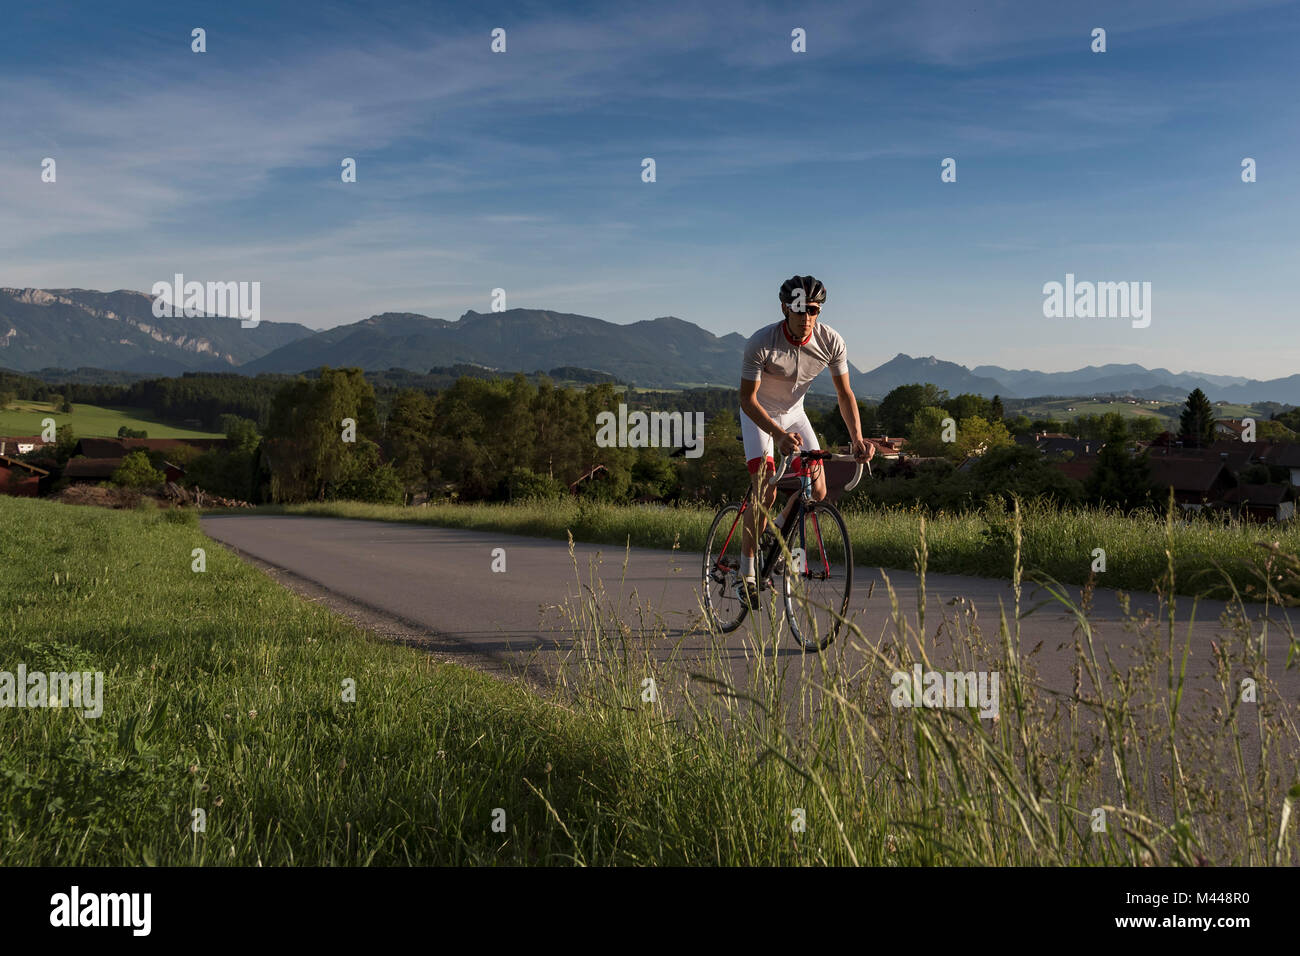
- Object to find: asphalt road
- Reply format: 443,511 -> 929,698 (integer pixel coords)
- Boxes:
200,514 -> 1300,718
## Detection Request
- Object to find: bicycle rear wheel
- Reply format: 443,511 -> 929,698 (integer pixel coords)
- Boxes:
781,501 -> 853,651
702,501 -> 748,633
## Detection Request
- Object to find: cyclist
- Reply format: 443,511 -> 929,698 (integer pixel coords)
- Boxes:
737,274 -> 873,608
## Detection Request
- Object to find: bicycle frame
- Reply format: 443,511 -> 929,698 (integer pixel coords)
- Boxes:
719,453 -> 862,587
703,449 -> 866,647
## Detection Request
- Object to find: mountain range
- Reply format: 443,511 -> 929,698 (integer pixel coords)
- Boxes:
0,288 -> 312,374
2,287 -> 1296,403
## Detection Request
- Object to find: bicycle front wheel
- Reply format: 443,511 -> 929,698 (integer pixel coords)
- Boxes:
782,501 -> 853,651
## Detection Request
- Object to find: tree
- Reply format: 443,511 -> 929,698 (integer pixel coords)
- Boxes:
1006,414 -> 1034,436
1178,388 -> 1215,449
54,424 -> 78,465
906,406 -> 951,457
990,395 -> 1005,423
385,389 -> 438,492
966,444 -> 1083,507
117,425 -> 148,439
187,416 -> 262,501
679,409 -> 749,502
1085,420 -> 1152,510
111,450 -> 164,488
810,399 -> 879,446
222,415 -> 262,454
1127,416 -> 1164,442
629,447 -> 679,501
945,393 -> 991,424
1275,408 -> 1300,433
332,443 -> 405,504
506,466 -> 566,502
1256,419 -> 1296,441
265,368 -> 381,502
954,415 -> 1014,460
1074,412 -> 1126,441
879,384 -> 950,437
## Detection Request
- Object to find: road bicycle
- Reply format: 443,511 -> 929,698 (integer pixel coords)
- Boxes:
702,449 -> 865,651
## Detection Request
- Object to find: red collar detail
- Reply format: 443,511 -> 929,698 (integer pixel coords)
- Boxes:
781,320 -> 813,347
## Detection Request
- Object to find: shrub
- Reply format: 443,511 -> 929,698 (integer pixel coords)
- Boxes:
333,462 -> 405,505
506,466 -> 566,502
111,451 -> 164,489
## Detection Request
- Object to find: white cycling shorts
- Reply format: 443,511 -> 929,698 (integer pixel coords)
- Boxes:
740,404 -> 819,476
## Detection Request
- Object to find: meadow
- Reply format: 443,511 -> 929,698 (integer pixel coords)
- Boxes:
0,400 -> 222,439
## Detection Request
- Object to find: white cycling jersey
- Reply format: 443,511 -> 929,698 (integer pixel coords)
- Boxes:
740,319 -> 849,416
739,319 -> 849,473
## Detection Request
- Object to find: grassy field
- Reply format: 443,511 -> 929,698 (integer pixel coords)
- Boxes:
1014,398 -> 1280,428
264,497 -> 1300,602
1016,398 -> 1176,422
0,400 -> 222,439
3,495 -> 1297,865
0,495 -> 765,864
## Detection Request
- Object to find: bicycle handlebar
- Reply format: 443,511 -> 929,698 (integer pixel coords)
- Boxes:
768,449 -> 870,491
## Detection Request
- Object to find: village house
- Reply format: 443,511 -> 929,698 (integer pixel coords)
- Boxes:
0,435 -> 49,456
0,455 -> 50,497
1261,443 -> 1300,487
1222,484 -> 1296,522
71,437 -> 227,459
1213,419 -> 1251,440
57,436 -> 228,487
1144,440 -> 1262,475
63,458 -> 125,484
1146,458 -> 1237,511
1048,455 -> 1099,484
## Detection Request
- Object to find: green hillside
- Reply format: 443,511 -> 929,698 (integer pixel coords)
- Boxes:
0,400 -> 222,439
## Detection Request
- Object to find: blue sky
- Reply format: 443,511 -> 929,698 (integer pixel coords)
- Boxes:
2,0 -> 1297,378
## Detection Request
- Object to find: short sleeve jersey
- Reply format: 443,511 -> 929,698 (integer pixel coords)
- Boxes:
740,320 -> 849,414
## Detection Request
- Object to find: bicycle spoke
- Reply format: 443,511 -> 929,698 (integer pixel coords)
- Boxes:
783,502 -> 853,651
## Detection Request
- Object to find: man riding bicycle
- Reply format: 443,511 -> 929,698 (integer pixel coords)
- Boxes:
737,274 -> 874,608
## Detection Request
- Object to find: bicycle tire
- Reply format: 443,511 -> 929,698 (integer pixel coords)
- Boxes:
781,500 -> 853,651
701,501 -> 748,633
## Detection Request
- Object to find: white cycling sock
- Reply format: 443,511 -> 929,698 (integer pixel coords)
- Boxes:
741,555 -> 755,580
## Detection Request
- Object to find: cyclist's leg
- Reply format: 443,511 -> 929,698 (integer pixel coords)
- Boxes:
789,409 -> 827,502
740,408 -> 778,566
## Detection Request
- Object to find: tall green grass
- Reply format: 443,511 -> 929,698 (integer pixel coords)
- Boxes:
533,503 -> 1300,865
0,497 -> 746,864
4,496 -> 1297,865
265,497 -> 1300,601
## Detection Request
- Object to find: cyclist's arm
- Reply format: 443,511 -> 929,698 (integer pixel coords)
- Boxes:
739,379 -> 785,440
832,372 -> 873,459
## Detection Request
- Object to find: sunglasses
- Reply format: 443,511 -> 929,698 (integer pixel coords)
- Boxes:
789,304 -> 821,315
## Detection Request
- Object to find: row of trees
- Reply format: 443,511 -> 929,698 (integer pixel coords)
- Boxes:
12,362 -> 1298,512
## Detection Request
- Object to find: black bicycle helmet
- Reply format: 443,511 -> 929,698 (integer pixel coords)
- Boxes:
779,275 -> 827,307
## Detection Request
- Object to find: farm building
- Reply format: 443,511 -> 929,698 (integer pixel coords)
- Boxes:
0,455 -> 50,497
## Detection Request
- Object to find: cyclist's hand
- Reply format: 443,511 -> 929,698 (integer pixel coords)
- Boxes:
851,437 -> 874,464
778,431 -> 803,456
